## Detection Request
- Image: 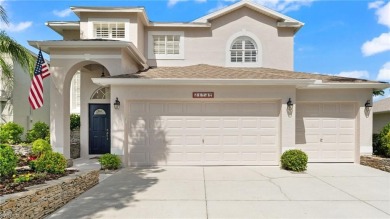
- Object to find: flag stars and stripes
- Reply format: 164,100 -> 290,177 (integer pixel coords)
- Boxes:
28,49 -> 51,110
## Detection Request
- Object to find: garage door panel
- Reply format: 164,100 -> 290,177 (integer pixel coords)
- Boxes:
296,102 -> 355,163
128,101 -> 280,166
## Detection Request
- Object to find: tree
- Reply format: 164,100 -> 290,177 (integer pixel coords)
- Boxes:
0,5 -> 34,82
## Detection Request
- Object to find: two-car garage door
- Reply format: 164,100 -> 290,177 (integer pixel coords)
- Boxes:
128,101 -> 280,166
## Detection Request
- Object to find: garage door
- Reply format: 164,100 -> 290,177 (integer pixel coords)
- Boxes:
296,102 -> 356,162
128,101 -> 280,166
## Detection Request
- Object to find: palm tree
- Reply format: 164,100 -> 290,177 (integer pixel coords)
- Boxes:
0,5 -> 34,81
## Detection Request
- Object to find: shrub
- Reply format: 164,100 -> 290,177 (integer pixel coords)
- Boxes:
0,144 -> 18,178
70,114 -> 80,131
31,139 -> 52,157
377,123 -> 390,157
372,133 -> 382,156
34,151 -> 67,174
26,122 -> 50,143
0,122 -> 24,144
99,153 -> 121,170
281,149 -> 308,172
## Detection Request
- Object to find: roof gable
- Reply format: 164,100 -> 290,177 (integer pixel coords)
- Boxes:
193,0 -> 304,27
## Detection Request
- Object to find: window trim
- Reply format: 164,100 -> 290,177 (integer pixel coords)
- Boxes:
225,31 -> 262,67
87,18 -> 130,41
147,31 -> 184,60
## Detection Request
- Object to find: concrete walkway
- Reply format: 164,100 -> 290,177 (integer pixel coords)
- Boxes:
48,164 -> 390,218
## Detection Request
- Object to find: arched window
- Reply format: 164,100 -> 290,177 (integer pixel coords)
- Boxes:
90,87 -> 110,100
230,37 -> 258,63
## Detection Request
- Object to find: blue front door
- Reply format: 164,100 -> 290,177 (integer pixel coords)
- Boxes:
89,104 -> 110,154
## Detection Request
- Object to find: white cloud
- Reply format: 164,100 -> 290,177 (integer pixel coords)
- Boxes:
376,1 -> 390,28
336,70 -> 370,79
195,0 -> 207,3
168,0 -> 187,7
252,0 -> 314,13
53,8 -> 72,18
376,62 -> 390,81
362,32 -> 390,56
368,0 -> 384,9
0,21 -> 32,32
208,2 -> 228,13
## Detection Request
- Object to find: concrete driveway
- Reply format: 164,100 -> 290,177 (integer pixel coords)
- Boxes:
48,164 -> 390,218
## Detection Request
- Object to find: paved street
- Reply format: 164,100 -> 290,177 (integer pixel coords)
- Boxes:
48,164 -> 390,218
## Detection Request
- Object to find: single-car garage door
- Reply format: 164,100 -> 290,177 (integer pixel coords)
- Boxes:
128,101 -> 280,166
296,102 -> 356,162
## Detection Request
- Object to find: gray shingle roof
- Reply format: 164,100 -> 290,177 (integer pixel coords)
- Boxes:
109,64 -> 385,84
374,97 -> 390,113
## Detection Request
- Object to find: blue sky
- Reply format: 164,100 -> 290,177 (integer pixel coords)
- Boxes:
1,0 -> 390,97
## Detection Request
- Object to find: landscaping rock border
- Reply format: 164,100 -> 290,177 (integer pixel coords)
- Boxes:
360,155 -> 390,172
0,170 -> 99,219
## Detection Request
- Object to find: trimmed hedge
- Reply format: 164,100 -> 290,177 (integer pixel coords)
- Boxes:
281,149 -> 308,172
32,139 -> 52,157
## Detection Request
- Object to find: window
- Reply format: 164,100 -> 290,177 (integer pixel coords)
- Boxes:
148,31 -> 184,59
90,87 -> 110,100
230,37 -> 257,63
94,22 -> 125,39
88,18 -> 129,40
70,72 -> 80,114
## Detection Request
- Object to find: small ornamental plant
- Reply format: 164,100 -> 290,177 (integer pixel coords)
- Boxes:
281,149 -> 308,172
0,122 -> 24,144
99,153 -> 121,170
31,139 -> 52,157
13,173 -> 35,184
26,121 -> 50,143
0,144 -> 18,178
34,151 -> 67,174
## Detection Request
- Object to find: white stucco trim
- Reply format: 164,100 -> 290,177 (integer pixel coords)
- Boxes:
147,31 -> 185,60
92,78 -> 316,86
149,22 -> 211,27
51,54 -> 122,59
225,30 -> 263,67
301,82 -> 390,90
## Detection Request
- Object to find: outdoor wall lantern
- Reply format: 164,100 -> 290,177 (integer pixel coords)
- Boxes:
287,98 -> 293,110
365,100 -> 372,110
114,97 -> 120,110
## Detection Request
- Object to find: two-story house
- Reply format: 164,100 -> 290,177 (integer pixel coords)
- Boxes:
28,1 -> 388,166
0,52 -> 50,137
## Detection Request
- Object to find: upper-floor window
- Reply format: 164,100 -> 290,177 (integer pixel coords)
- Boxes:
225,32 -> 262,67
230,37 -> 257,63
88,18 -> 129,41
148,31 -> 184,60
94,22 -> 125,39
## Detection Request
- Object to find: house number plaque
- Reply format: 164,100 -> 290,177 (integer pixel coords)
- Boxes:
193,92 -> 214,98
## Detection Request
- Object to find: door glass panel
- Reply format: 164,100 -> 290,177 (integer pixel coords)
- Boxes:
94,109 -> 106,115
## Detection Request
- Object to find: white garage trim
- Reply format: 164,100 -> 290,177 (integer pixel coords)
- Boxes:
295,102 -> 357,162
127,100 -> 281,166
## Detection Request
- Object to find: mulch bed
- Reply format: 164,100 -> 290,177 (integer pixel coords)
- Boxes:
0,169 -> 78,196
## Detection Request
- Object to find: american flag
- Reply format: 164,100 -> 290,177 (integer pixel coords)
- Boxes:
28,49 -> 51,110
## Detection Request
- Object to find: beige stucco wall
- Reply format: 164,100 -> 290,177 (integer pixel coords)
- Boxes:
145,7 -> 294,70
63,30 -> 81,40
373,112 -> 390,134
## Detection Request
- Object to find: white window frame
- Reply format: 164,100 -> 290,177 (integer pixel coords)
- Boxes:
147,31 -> 184,60
87,18 -> 130,41
225,31 -> 262,67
